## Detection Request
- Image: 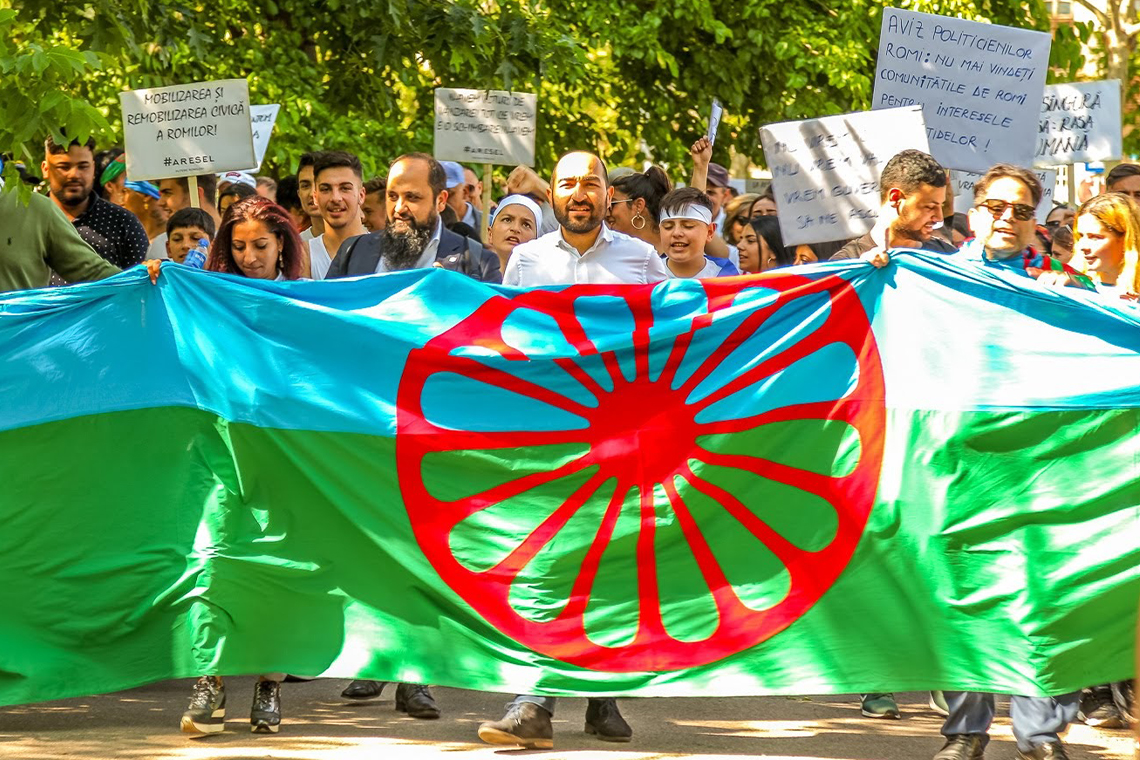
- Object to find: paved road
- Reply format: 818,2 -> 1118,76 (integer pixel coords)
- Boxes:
0,680 -> 1133,759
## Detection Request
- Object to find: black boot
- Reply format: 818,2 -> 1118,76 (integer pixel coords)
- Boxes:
395,683 -> 440,719
585,698 -> 632,742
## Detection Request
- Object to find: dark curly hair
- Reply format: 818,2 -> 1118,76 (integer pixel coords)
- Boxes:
206,196 -> 307,280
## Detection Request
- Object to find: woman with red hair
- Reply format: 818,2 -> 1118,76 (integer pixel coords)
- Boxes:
206,195 -> 308,281
173,196 -> 307,737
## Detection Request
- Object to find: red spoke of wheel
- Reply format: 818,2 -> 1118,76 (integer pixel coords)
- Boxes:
694,399 -> 843,437
443,355 -> 595,420
557,480 -> 628,621
489,471 -> 611,579
398,419 -> 589,453
662,479 -> 755,622
680,466 -> 810,572
633,485 -> 668,644
442,455 -> 596,523
694,450 -> 841,506
692,335 -> 851,414
675,276 -> 840,398
626,290 -> 656,381
554,357 -> 607,400
514,294 -> 626,387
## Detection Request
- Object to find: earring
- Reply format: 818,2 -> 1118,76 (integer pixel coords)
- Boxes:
632,213 -> 646,230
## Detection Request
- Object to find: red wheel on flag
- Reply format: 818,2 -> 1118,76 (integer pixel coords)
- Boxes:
396,272 -> 885,672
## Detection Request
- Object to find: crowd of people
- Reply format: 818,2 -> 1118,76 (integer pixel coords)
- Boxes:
1,125 -> 1138,760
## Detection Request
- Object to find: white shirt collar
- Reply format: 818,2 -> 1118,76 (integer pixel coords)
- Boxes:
555,222 -> 614,258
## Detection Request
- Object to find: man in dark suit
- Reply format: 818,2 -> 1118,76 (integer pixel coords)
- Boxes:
327,152 -> 498,718
325,152 -> 500,282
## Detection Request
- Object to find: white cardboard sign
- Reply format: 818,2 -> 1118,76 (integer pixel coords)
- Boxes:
120,79 -> 255,181
707,99 -> 723,146
760,106 -> 930,246
243,104 -> 281,173
433,88 -> 537,166
872,9 -> 1051,173
951,167 -> 1057,224
1036,80 -> 1122,166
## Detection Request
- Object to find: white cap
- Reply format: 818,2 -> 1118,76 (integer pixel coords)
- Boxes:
218,171 -> 257,188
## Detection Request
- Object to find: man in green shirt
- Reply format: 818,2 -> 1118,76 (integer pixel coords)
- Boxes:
0,185 -> 120,293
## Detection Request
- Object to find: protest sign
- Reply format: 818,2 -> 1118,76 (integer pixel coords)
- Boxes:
872,9 -> 1051,173
951,167 -> 1057,223
707,99 -> 723,146
240,104 -> 281,173
434,88 -> 537,166
120,79 -> 254,181
1036,80 -> 1121,166
760,106 -> 929,246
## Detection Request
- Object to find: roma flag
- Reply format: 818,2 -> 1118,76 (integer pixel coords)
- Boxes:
0,252 -> 1136,707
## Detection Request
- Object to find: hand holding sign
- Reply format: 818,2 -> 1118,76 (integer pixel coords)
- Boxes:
707,99 -> 723,146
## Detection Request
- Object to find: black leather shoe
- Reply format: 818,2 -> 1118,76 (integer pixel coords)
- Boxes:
934,734 -> 986,760
585,698 -> 632,742
1016,743 -> 1069,760
340,680 -> 385,701
395,683 -> 440,719
478,702 -> 554,749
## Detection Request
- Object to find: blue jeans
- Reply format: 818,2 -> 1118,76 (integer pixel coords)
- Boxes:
511,694 -> 557,714
941,691 -> 1080,752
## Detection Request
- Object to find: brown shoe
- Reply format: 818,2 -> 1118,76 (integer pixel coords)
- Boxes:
478,702 -> 554,749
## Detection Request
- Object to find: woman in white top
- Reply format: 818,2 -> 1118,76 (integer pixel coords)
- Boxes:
178,196 -> 308,737
1071,193 -> 1140,299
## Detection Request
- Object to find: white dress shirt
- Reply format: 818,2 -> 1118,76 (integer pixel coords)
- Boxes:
374,218 -> 444,273
503,224 -> 671,286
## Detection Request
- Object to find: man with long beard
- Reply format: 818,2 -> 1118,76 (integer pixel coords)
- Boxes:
324,153 -> 500,281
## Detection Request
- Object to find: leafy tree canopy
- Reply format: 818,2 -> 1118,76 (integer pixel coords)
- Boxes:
0,0 -> 1093,190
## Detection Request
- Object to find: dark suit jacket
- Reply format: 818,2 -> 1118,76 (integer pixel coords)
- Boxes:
325,226 -> 501,282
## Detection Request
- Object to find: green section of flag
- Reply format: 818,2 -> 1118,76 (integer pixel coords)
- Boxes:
0,404 -> 1136,707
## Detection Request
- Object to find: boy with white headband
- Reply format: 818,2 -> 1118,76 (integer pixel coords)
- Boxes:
658,187 -> 740,278
486,194 -> 542,273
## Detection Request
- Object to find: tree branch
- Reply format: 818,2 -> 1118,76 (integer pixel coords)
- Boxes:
1074,0 -> 1109,26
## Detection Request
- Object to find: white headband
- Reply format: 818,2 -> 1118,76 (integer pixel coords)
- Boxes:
490,194 -> 542,228
660,203 -> 714,224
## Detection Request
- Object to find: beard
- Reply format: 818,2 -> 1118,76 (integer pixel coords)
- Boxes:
56,179 -> 92,207
381,210 -> 436,270
554,198 -> 605,234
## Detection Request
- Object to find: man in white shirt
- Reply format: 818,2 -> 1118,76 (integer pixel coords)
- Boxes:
479,151 -> 664,752
310,151 -> 367,279
296,152 -> 325,243
502,151 -> 671,287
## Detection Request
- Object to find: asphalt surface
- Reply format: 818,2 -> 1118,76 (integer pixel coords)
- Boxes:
0,680 -> 1134,759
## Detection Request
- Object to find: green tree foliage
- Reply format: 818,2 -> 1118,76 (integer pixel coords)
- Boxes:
0,0 -> 1100,189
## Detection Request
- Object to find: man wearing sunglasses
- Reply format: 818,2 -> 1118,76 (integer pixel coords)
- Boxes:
933,165 -> 1087,760
955,165 -> 1091,291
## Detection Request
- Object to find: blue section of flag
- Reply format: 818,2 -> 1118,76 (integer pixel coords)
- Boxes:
0,253 -> 1137,439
